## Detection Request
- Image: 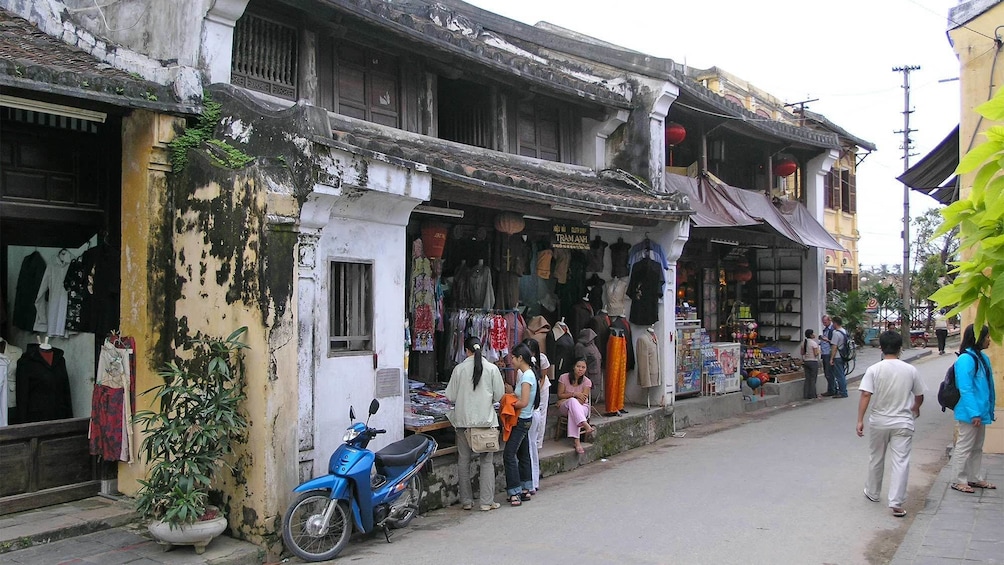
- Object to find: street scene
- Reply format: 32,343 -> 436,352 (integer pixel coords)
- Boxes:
1,0 -> 1002,564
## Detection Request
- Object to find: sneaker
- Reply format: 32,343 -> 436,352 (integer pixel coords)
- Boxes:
822,392 -> 835,397
838,394 -> 849,398
480,502 -> 501,511
461,502 -> 473,511
863,489 -> 879,503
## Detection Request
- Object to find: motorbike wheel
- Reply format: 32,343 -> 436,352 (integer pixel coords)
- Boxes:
387,474 -> 422,529
282,490 -> 352,562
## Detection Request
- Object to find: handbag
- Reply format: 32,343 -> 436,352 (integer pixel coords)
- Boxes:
465,427 -> 501,453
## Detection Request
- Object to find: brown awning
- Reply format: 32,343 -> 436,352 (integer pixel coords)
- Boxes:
897,126 -> 959,205
664,174 -> 760,228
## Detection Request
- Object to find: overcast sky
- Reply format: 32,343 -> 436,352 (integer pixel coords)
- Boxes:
465,0 -> 962,269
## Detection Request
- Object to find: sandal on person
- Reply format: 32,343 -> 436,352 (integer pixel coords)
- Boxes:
520,491 -> 532,501
951,483 -> 975,493
968,481 -> 997,489
575,445 -> 585,454
891,507 -> 906,518
508,495 -> 522,507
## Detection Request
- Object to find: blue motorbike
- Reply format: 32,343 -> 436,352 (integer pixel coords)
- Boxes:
281,399 -> 437,561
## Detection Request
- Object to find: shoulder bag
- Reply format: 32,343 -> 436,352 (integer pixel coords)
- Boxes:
465,427 -> 501,453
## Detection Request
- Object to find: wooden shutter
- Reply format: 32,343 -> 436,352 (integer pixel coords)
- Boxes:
848,171 -> 857,213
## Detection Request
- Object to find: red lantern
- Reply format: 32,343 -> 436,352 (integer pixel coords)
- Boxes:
735,269 -> 753,283
665,123 -> 687,146
773,159 -> 797,177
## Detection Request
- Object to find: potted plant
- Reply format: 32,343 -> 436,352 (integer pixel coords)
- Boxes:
133,327 -> 249,554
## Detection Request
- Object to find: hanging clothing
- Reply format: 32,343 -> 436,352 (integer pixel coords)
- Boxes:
495,272 -> 521,310
535,248 -> 553,279
525,316 -> 551,356
605,330 -> 627,413
410,240 -> 436,353
452,261 -> 473,308
13,251 -> 47,331
585,274 -> 605,313
628,239 -> 669,270
574,328 -> 603,398
547,322 -> 576,383
605,276 -> 630,318
586,237 -> 607,273
609,316 -> 635,371
609,239 -> 631,278
63,252 -> 94,332
15,344 -> 72,423
1,342 -> 23,426
468,261 -> 495,309
586,313 -> 612,363
33,249 -> 74,336
569,300 -> 594,341
89,339 -> 133,462
627,258 -> 664,326
552,249 -> 572,284
636,331 -> 661,388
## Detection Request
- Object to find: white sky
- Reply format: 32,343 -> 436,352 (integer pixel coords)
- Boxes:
465,0 -> 962,269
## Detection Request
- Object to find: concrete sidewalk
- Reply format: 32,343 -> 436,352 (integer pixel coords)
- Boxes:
890,453 -> 1003,564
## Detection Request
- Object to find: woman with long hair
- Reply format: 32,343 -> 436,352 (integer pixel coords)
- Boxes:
801,329 -> 821,400
503,342 -> 539,506
557,357 -> 596,454
522,338 -> 551,495
445,336 -> 505,511
949,324 -> 997,493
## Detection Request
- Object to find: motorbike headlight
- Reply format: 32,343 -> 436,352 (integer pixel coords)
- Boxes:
343,428 -> 360,442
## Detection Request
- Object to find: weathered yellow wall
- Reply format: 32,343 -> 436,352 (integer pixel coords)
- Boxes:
117,110 -> 183,492
950,4 -> 1004,453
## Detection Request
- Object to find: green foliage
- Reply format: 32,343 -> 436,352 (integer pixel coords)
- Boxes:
168,95 -> 252,173
206,139 -> 254,169
827,289 -> 867,332
132,327 -> 249,526
931,87 -> 1004,343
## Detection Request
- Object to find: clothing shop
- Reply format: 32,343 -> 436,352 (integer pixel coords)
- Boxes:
666,173 -> 843,398
399,159 -> 689,453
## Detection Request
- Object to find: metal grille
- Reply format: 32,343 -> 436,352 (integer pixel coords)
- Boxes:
231,14 -> 298,100
329,261 -> 373,353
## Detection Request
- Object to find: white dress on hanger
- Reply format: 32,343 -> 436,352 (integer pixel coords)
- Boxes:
0,342 -> 24,426
33,249 -> 73,336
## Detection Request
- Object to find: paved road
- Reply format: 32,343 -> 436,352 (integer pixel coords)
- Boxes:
298,353 -> 958,565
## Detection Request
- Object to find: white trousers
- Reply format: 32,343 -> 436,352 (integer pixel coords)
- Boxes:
865,426 -> 914,508
529,406 -> 546,489
952,421 -> 987,485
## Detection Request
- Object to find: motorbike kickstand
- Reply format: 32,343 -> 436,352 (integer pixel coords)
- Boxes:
382,524 -> 393,543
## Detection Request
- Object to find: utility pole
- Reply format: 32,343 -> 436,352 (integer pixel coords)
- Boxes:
894,65 -> 920,347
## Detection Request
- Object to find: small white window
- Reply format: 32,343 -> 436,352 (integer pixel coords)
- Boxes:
329,261 -> 373,354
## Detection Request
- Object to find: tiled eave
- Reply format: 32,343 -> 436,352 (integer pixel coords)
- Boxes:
315,116 -> 691,221
317,0 -> 633,110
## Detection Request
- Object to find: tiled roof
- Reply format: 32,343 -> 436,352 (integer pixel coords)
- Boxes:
321,0 -> 633,109
321,114 -> 691,220
0,8 -> 196,115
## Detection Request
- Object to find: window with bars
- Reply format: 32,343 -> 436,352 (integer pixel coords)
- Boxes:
329,261 -> 373,354
231,13 -> 298,100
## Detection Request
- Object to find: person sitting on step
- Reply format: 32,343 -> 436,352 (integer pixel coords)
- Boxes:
557,357 -> 597,454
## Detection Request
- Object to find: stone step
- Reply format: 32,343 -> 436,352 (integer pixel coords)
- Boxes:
0,496 -> 136,554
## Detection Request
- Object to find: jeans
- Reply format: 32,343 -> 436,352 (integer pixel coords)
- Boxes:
503,418 -> 533,496
456,428 -> 496,507
802,360 -> 819,399
833,358 -> 847,396
821,352 -> 836,394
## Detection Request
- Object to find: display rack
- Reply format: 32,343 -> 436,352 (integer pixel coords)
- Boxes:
755,249 -> 803,343
676,320 -> 708,398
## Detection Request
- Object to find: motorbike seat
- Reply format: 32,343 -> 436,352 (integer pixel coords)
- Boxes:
375,434 -> 431,467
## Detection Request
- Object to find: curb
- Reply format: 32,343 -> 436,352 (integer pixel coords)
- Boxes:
887,458 -> 953,565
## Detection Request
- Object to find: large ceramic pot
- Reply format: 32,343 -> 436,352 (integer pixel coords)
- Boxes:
148,510 -> 227,554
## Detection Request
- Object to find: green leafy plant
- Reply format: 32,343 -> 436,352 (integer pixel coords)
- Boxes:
930,87 -> 1004,342
132,327 -> 249,527
168,93 -> 251,172
827,289 -> 867,335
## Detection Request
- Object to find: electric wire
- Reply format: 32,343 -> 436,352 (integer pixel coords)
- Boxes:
903,0 -> 998,43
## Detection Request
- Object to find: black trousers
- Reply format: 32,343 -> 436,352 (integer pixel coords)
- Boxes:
936,329 -> 948,353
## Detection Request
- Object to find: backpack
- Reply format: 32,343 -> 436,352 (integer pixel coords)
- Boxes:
836,329 -> 853,361
938,350 -> 981,412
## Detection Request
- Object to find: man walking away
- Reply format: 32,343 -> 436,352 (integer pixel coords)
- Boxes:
856,331 -> 926,518
829,316 -> 850,398
934,312 -> 949,355
820,314 -> 837,396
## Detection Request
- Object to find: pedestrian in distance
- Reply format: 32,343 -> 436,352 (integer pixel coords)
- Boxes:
801,329 -> 822,400
503,342 -> 539,507
819,314 -> 837,396
445,336 -> 505,512
521,338 -> 550,495
934,312 -> 949,355
856,330 -> 926,518
829,316 -> 850,398
949,324 -> 997,494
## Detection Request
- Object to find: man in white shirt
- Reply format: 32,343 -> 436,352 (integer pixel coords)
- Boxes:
856,330 -> 926,518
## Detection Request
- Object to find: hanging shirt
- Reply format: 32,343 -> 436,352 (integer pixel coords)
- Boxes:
1,343 -> 23,426
609,239 -> 631,278
586,237 -> 607,272
13,251 -> 46,331
627,258 -> 664,326
33,249 -> 73,337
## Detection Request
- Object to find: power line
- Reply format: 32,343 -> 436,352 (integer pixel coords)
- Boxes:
893,64 -> 920,344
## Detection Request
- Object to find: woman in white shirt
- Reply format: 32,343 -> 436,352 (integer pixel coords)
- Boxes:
802,329 -> 822,400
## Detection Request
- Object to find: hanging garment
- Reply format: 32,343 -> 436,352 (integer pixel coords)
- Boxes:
468,261 -> 495,309
574,328 -> 603,398
610,316 -> 635,371
15,344 -> 73,423
1,342 -> 23,426
569,300 -> 594,341
452,261 -> 473,308
636,331 -> 661,388
627,257 -> 664,326
605,277 -> 630,318
13,251 -> 47,331
586,273 -> 605,313
535,248 -> 553,279
33,249 -> 73,336
525,315 -> 551,356
495,272 -> 521,310
89,339 -> 133,462
552,248 -> 572,284
628,239 -> 669,270
586,313 -> 612,363
609,239 -> 631,278
547,322 -> 576,382
586,237 -> 607,273
605,330 -> 627,413
410,241 -> 436,353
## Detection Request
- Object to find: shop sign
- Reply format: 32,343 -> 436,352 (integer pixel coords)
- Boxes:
551,222 -> 590,250
865,297 -> 879,313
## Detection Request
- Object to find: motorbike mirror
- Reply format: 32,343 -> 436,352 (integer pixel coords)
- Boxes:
369,399 -> 380,415
349,406 -> 355,421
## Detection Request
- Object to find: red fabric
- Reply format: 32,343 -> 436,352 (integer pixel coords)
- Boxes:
89,385 -> 124,460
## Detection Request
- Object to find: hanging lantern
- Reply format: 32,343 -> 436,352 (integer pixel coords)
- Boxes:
773,159 -> 797,177
421,224 -> 448,259
665,122 -> 687,146
735,269 -> 753,283
494,212 -> 525,235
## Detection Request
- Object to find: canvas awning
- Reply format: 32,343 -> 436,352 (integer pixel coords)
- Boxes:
897,126 -> 959,205
668,171 -> 845,251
